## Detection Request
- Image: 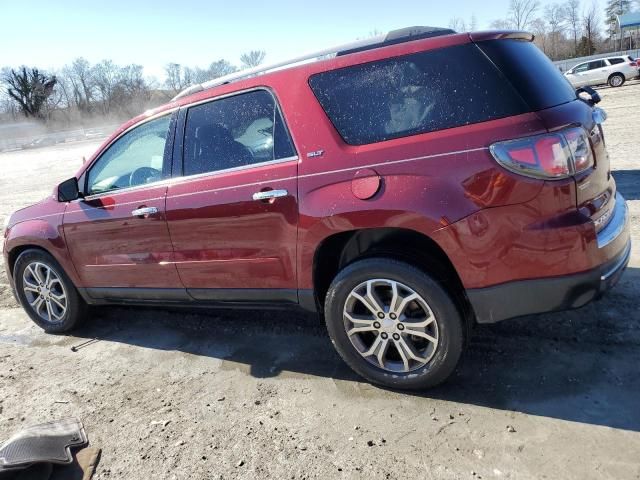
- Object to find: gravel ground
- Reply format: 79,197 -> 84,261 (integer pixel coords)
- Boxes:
0,82 -> 639,480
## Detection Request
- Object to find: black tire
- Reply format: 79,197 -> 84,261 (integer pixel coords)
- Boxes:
13,249 -> 87,333
324,258 -> 465,390
608,73 -> 625,87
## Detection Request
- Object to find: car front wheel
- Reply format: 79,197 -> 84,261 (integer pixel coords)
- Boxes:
13,249 -> 87,333
324,258 -> 465,390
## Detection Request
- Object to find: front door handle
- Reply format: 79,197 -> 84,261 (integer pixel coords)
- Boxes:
252,189 -> 288,201
131,206 -> 158,217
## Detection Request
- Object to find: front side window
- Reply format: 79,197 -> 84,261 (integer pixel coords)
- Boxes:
309,43 -> 528,146
87,115 -> 172,195
573,63 -> 589,73
182,90 -> 296,176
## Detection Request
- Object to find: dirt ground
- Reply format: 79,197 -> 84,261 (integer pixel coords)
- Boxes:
1,81 -> 639,480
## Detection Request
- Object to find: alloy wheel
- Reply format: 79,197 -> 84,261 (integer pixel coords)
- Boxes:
22,262 -> 68,324
343,279 -> 439,373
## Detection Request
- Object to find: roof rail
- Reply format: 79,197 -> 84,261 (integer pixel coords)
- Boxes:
172,26 -> 454,101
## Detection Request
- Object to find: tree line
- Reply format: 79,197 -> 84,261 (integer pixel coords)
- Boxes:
3,0 -> 640,126
0,50 -> 267,126
479,0 -> 640,60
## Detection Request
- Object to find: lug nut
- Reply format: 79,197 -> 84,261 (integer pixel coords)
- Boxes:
380,332 -> 388,339
377,312 -> 385,319
373,322 -> 381,329
393,333 -> 400,340
397,323 -> 405,330
390,313 -> 397,320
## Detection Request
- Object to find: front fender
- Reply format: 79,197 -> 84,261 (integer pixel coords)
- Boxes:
3,216 -> 81,287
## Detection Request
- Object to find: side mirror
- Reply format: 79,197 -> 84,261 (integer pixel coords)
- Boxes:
576,86 -> 601,106
57,177 -> 81,202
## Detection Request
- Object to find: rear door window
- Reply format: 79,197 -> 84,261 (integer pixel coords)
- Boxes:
309,43 -> 528,146
587,60 -> 606,70
182,89 -> 296,176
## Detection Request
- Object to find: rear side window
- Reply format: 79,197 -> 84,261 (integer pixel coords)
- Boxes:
588,60 -> 606,70
478,40 -> 576,111
182,90 -> 296,176
608,58 -> 624,65
309,43 -> 528,146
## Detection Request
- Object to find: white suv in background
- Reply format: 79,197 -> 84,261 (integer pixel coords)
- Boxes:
564,55 -> 639,88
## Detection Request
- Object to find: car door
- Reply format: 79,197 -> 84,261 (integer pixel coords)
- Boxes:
165,88 -> 299,302
585,59 -> 607,85
63,112 -> 186,299
568,62 -> 589,87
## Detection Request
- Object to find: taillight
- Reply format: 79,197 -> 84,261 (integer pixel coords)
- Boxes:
490,127 -> 594,180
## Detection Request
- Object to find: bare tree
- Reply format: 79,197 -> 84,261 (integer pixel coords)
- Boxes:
582,1 -> 600,55
490,19 -> 513,29
531,18 -> 550,54
564,0 -> 581,55
164,63 -> 193,94
469,13 -> 478,31
92,60 -> 119,114
449,17 -> 467,32
508,0 -> 541,30
2,67 -> 57,118
207,60 -> 237,78
545,3 -> 567,58
63,58 -> 95,113
240,51 -> 266,69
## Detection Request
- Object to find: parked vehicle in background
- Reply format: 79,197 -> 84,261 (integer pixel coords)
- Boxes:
565,55 -> 640,88
3,27 -> 631,390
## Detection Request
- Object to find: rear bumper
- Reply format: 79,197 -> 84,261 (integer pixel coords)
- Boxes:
468,194 -> 631,323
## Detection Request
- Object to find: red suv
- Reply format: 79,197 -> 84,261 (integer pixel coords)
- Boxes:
3,28 -> 631,389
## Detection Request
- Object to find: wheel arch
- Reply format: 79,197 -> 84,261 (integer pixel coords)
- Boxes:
608,72 -> 625,84
4,219 -> 81,287
311,227 -> 472,322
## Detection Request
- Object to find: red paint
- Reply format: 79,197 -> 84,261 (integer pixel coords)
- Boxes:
2,30 -> 628,314
351,169 -> 381,200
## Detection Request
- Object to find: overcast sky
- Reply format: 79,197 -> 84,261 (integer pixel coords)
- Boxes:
2,0 -> 609,80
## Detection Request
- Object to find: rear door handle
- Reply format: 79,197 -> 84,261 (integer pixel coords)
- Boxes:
131,206 -> 158,217
252,189 -> 288,201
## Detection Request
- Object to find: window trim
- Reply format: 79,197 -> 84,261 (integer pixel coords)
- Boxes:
82,109 -> 178,200
177,86 -> 298,179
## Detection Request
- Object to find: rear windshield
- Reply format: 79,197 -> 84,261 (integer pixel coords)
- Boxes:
478,39 -> 576,111
309,43 -> 529,146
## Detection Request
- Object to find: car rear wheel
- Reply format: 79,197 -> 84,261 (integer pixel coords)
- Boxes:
14,249 -> 87,333
324,258 -> 465,390
608,73 -> 625,87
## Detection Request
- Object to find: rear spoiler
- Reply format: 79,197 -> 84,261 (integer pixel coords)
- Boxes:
469,31 -> 535,42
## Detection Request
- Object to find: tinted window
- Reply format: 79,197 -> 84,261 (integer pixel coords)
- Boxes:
479,40 -> 576,111
608,58 -> 624,65
587,60 -> 606,70
309,43 -> 528,145
87,115 -> 171,195
183,90 -> 295,176
573,63 -> 589,73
